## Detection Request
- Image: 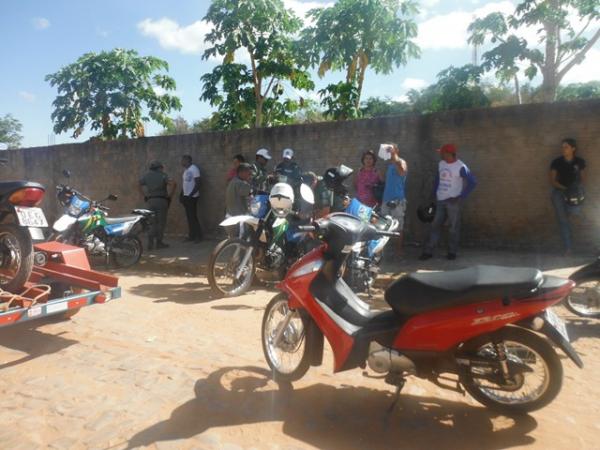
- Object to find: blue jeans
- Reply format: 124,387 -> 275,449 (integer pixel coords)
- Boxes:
551,188 -> 580,251
424,198 -> 461,255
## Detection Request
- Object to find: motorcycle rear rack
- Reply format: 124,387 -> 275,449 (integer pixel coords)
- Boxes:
0,241 -> 120,328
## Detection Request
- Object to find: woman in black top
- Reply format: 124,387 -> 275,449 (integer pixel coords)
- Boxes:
549,138 -> 586,254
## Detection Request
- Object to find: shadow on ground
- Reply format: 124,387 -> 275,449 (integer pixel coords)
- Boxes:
0,321 -> 79,370
125,366 -> 537,450
129,282 -> 218,304
565,316 -> 600,343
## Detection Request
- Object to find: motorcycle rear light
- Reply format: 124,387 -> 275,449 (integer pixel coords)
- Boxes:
9,188 -> 45,206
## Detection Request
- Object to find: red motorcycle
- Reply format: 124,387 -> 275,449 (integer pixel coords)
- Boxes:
261,213 -> 583,413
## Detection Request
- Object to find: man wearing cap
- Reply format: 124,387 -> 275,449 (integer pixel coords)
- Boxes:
275,148 -> 302,189
139,161 -> 176,250
420,144 -> 477,261
252,148 -> 272,192
226,162 -> 254,237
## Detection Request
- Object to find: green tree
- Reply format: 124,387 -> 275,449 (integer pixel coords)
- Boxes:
360,96 -> 412,118
469,0 -> 600,102
557,80 -> 600,100
46,48 -> 181,140
201,0 -> 313,129
408,65 -> 491,113
0,114 -> 23,149
302,0 -> 420,116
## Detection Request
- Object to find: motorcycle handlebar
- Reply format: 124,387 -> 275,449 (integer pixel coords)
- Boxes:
377,230 -> 402,238
297,225 -> 317,232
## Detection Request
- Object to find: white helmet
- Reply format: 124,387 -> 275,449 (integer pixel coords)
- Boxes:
269,182 -> 295,217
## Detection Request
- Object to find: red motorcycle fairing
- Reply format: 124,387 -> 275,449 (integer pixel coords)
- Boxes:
392,280 -> 574,352
278,244 -> 357,372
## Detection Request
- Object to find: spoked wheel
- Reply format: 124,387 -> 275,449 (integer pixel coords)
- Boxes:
460,327 -> 562,414
111,236 -> 143,268
565,278 -> 600,318
0,224 -> 33,293
261,293 -> 310,382
208,239 -> 256,298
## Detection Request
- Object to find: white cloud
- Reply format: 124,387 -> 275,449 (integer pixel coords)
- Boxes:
562,49 -> 600,84
416,2 -> 515,50
284,0 -> 332,21
19,91 -> 36,102
32,17 -> 50,30
402,78 -> 428,90
421,0 -> 440,8
138,18 -> 212,55
393,94 -> 410,103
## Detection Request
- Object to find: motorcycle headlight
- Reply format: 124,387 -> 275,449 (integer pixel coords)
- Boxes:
249,200 -> 261,216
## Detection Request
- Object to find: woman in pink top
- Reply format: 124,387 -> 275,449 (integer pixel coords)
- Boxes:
226,154 -> 245,182
354,150 -> 383,207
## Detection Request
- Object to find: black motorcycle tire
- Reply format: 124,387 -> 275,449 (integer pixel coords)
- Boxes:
564,277 -> 600,318
0,224 -> 34,293
460,326 -> 562,414
111,236 -> 143,268
261,293 -> 311,382
208,238 -> 256,298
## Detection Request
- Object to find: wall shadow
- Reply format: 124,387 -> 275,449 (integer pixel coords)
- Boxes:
126,366 -> 537,450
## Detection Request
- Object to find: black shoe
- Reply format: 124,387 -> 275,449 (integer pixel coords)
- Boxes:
156,242 -> 170,249
447,253 -> 457,260
419,253 -> 433,261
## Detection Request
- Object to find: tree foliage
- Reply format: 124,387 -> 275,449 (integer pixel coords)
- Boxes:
557,80 -> 600,100
201,0 -> 313,129
0,114 -> 23,149
45,49 -> 181,140
408,65 -> 491,113
360,96 -> 412,118
469,0 -> 600,102
302,0 -> 420,116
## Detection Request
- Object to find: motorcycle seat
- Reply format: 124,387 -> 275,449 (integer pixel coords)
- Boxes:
105,216 -> 140,225
0,181 -> 45,197
385,265 -> 544,316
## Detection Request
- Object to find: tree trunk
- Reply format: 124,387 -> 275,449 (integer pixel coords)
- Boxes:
355,62 -> 368,109
514,75 -> 522,105
540,0 -> 560,102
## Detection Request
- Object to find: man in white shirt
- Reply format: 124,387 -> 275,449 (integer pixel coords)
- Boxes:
180,154 -> 203,242
420,144 -> 477,261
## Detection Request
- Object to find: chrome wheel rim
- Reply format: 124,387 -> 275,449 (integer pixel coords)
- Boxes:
264,299 -> 306,375
0,231 -> 21,286
212,242 -> 253,295
470,340 -> 550,405
567,281 -> 600,316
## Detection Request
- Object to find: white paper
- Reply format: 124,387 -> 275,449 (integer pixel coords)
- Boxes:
378,144 -> 392,161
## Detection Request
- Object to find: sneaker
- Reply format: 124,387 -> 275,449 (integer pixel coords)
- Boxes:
447,253 -> 457,260
419,253 -> 433,261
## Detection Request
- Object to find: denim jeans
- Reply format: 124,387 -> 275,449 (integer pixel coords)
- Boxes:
424,198 -> 461,255
551,188 -> 580,251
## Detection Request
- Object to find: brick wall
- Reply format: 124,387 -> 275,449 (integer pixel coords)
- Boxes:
4,99 -> 599,251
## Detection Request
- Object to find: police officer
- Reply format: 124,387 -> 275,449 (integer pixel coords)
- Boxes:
252,148 -> 272,192
274,148 -> 302,188
139,160 -> 176,250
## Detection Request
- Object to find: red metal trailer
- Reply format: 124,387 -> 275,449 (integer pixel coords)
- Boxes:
0,241 -> 120,327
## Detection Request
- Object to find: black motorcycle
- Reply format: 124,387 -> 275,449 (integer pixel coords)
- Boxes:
565,258 -> 600,318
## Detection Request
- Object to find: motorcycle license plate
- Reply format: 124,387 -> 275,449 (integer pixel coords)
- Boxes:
15,207 -> 48,228
545,308 -> 569,342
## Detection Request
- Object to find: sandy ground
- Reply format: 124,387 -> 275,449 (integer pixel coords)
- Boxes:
0,259 -> 599,449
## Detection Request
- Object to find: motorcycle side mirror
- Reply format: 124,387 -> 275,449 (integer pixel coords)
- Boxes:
107,194 -> 118,201
62,169 -> 71,178
300,183 -> 315,205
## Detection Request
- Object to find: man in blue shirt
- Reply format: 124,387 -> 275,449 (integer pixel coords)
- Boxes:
420,144 -> 477,261
380,144 -> 407,258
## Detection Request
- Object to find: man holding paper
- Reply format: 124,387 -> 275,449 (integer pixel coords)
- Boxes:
380,143 -> 407,258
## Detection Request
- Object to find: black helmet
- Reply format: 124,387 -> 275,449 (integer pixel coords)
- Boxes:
417,202 -> 436,223
324,164 -> 354,189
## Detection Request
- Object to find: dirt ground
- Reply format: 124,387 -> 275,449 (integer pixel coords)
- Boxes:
0,258 -> 599,449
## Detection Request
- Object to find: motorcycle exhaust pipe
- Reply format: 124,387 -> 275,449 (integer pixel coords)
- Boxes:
367,342 -> 416,375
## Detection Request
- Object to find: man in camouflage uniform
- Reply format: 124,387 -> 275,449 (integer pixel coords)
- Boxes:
252,148 -> 272,192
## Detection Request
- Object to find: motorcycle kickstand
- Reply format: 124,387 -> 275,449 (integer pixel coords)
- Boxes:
385,373 -> 406,414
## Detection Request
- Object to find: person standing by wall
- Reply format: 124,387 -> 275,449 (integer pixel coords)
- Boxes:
226,154 -> 246,183
274,148 -> 302,188
550,138 -> 586,255
180,154 -> 203,243
252,148 -> 272,192
420,144 -> 477,261
139,160 -> 176,250
354,150 -> 383,208
225,163 -> 253,238
380,144 -> 408,258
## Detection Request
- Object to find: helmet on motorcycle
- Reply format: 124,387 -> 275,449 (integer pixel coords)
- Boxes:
417,202 -> 436,223
323,164 -> 354,189
269,182 -> 295,218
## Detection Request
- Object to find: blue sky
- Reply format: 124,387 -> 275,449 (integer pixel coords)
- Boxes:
1,0 -> 598,148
